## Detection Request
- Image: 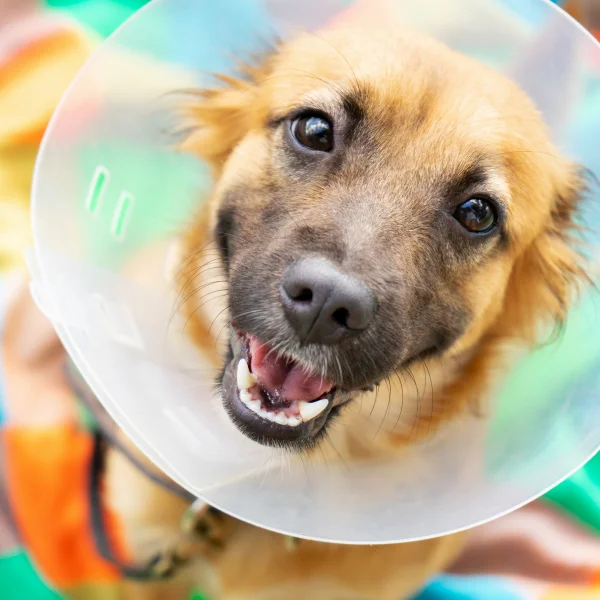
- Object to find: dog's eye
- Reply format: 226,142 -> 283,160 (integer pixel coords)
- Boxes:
454,198 -> 497,233
291,115 -> 334,152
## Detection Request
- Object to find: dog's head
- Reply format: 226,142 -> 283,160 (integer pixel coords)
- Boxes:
179,27 -> 587,451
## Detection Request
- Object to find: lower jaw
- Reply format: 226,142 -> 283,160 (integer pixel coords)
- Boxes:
220,354 -> 334,447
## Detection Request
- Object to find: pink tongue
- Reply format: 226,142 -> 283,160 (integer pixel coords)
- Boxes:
248,336 -> 333,402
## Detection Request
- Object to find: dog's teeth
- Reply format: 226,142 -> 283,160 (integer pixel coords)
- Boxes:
299,399 -> 329,422
239,388 -> 301,427
240,389 -> 252,404
237,358 -> 256,390
274,412 -> 288,425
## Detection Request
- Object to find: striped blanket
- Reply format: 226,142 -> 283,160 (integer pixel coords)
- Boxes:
1,1 -> 600,599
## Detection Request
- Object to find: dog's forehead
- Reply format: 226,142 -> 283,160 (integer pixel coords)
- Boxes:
268,28 -> 502,112
266,28 -> 521,157
268,35 -> 503,177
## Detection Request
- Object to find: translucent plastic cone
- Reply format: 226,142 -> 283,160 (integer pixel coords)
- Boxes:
30,0 -> 600,543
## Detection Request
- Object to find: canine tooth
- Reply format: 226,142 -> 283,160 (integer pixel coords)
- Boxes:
237,358 -> 256,390
240,389 -> 252,405
299,399 -> 329,422
288,416 -> 301,427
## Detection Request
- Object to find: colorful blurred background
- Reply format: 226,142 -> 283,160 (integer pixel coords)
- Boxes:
1,1 -> 600,599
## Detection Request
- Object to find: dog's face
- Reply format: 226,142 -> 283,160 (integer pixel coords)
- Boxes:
181,27 -> 585,451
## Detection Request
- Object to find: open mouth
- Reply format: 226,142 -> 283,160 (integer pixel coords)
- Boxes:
220,330 -> 338,446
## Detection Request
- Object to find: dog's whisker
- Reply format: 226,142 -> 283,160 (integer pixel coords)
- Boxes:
172,276 -> 229,315
406,365 -> 423,441
175,261 -> 228,291
420,358 -> 436,435
213,317 -> 234,346
369,383 -> 380,417
208,305 -> 233,337
297,29 -> 363,95
313,440 -> 331,474
169,253 -> 223,298
391,371 -> 406,433
182,291 -> 229,336
172,259 -> 224,297
322,431 -> 349,472
169,280 -> 230,332
172,255 -> 223,290
171,240 -> 223,272
373,377 -> 392,440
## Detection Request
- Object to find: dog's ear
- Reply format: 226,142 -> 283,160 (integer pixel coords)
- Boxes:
499,164 -> 590,343
179,50 -> 275,176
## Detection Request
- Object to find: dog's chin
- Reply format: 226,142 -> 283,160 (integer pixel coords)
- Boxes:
219,328 -> 355,451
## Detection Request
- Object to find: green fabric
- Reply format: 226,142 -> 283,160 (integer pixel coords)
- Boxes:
0,551 -> 63,600
76,143 -> 208,270
486,287 -> 600,480
0,551 -> 209,600
45,0 -> 147,38
545,454 -> 600,533
487,284 -> 600,532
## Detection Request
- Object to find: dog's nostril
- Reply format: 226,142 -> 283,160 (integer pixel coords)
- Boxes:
331,307 -> 350,328
280,258 -> 376,345
294,288 -> 313,302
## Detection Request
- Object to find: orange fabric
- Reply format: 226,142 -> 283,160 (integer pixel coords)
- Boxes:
2,425 -> 127,587
0,28 -> 94,145
542,585 -> 600,599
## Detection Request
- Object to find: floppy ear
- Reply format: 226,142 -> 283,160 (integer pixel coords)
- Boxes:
500,165 -> 590,343
179,50 -> 276,176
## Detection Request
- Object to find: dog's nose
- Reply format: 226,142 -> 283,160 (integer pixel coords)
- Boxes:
280,258 -> 376,345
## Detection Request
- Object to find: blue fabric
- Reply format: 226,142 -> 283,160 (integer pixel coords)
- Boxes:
115,0 -> 275,77
498,0 -> 565,27
413,575 -> 524,600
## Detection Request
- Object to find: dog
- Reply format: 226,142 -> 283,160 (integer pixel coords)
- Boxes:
108,21 -> 588,599
177,22 -> 587,451
2,19 -> 590,600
